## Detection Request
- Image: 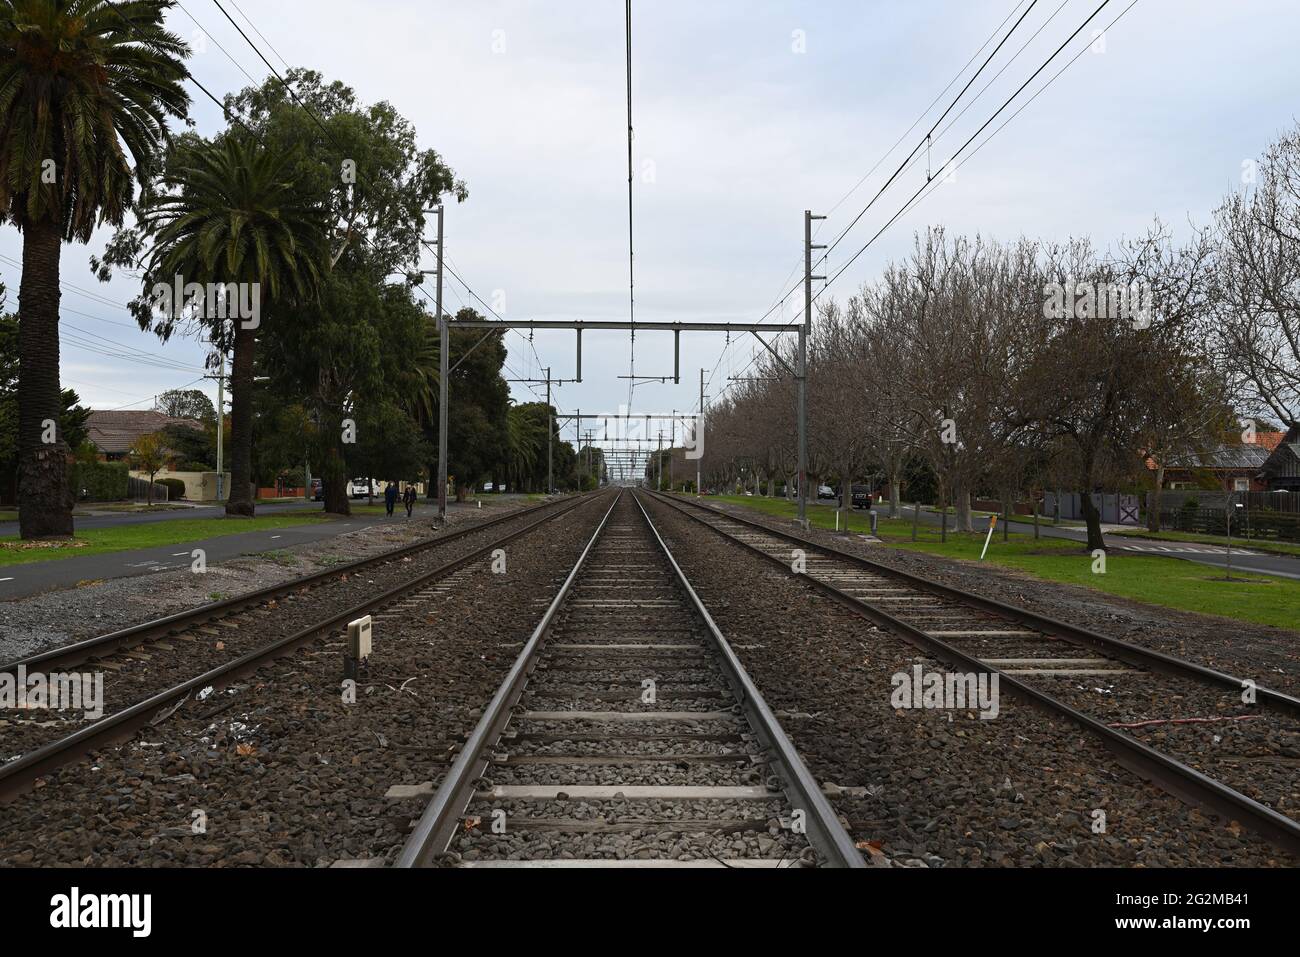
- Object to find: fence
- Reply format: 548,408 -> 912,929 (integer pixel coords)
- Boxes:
1160,505 -> 1300,542
126,475 -> 170,502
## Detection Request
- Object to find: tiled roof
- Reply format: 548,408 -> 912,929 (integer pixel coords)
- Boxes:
1167,443 -> 1270,470
1260,426 -> 1300,478
87,410 -> 206,454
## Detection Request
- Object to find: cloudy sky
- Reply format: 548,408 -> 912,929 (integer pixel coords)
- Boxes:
2,0 -> 1296,475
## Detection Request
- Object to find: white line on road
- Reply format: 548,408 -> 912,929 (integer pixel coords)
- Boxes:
0,577 -> 13,583
172,551 -> 189,556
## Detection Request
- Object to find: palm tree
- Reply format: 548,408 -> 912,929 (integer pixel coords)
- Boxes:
0,0 -> 189,537
505,403 -> 545,492
137,135 -> 328,515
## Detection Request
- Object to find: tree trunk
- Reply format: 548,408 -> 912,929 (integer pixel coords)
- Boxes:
1081,492 -> 1105,551
225,324 -> 257,517
1147,464 -> 1165,532
321,440 -> 350,516
889,477 -> 901,519
17,217 -> 74,539
954,480 -> 973,532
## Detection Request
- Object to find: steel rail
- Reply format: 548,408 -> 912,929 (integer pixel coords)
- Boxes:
0,492 -> 609,801
396,492 -> 623,866
647,491 -> 1300,856
656,493 -> 1300,718
397,488 -> 863,868
628,491 -> 864,867
2,493 -> 582,677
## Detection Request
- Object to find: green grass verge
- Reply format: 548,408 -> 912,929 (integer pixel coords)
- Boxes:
0,513 -> 331,568
1109,527 -> 1300,559
707,495 -> 1300,631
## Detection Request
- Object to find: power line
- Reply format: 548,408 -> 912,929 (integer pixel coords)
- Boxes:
813,0 -> 1125,302
702,0 -> 1038,400
822,0 -> 1043,259
207,0 -> 552,407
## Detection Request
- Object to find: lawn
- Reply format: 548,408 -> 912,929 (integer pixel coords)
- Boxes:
0,513 -> 332,568
1109,527 -> 1300,559
704,495 -> 1300,631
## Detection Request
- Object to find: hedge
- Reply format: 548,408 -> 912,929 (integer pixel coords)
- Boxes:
70,461 -> 129,502
158,478 -> 187,501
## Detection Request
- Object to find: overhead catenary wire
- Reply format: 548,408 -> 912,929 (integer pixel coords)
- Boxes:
701,0 -> 1039,404
207,0 -> 556,407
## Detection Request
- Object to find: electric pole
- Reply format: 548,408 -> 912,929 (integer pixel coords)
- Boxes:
545,367 -> 553,494
800,209 -> 825,528
698,369 -> 705,496
656,430 -> 663,491
433,204 -> 448,523
204,353 -> 226,502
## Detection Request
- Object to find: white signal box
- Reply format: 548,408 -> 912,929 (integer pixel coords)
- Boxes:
348,616 -> 373,660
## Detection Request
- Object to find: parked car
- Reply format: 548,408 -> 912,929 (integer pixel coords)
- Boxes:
310,478 -> 324,501
851,485 -> 873,509
347,478 -> 370,499
817,484 -> 836,500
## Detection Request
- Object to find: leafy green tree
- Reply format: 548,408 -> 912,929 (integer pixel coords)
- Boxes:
217,70 -> 463,515
0,310 -> 88,504
111,135 -> 330,517
127,430 -> 171,504
505,402 -> 550,491
159,422 -> 215,470
0,0 -> 190,537
158,388 -> 215,423
427,313 -> 510,501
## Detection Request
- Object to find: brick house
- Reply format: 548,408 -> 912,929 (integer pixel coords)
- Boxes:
1156,430 -> 1283,493
85,410 -> 206,462
1258,425 -> 1300,493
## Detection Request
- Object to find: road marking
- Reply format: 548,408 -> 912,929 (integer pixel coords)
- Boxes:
172,551 -> 189,556
0,577 -> 13,583
271,535 -> 282,539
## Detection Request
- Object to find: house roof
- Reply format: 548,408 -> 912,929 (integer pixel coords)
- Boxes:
1255,431 -> 1285,452
1260,425 -> 1300,479
1166,443 -> 1270,471
86,410 -> 206,454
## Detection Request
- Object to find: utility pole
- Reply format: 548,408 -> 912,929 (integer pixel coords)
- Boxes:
545,367 -> 553,494
433,204 -> 448,523
656,430 -> 663,491
698,368 -> 705,497
203,353 -> 227,502
800,209 -> 826,529
669,410 -> 675,492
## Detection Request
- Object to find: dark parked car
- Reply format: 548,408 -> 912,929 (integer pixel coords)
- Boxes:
851,485 -> 873,509
310,478 -> 324,501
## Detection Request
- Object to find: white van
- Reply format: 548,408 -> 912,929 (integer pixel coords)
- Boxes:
347,478 -> 371,499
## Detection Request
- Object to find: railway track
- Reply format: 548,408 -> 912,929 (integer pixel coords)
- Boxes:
645,491 -> 1300,857
0,492 -> 604,800
392,489 -> 862,868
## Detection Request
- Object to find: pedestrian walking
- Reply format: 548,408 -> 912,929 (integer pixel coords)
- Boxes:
403,484 -> 416,518
384,481 -> 398,517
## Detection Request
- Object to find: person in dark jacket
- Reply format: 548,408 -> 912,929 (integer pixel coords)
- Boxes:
402,484 -> 416,518
384,481 -> 398,517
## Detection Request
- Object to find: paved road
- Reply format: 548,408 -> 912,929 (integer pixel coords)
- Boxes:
0,499 -> 516,600
0,499 -> 330,537
882,502 -> 1300,581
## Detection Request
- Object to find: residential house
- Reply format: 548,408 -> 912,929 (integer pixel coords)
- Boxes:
1259,424 -> 1300,493
86,410 -> 206,462
1157,431 -> 1282,493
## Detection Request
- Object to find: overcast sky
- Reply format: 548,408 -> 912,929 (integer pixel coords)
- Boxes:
2,0 -> 1296,477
